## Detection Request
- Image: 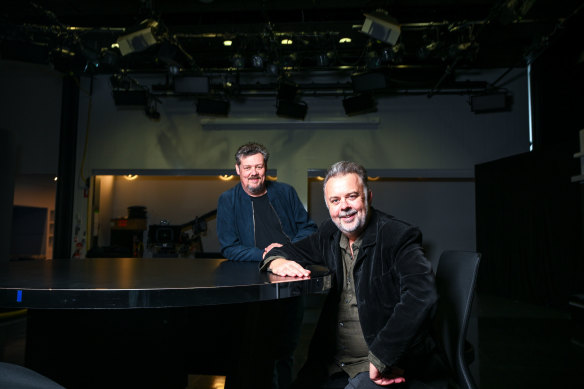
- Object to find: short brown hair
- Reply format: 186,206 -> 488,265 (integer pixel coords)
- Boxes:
235,142 -> 270,165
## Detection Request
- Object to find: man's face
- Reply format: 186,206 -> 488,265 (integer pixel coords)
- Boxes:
324,173 -> 370,240
236,153 -> 267,196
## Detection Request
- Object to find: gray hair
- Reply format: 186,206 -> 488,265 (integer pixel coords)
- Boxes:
323,161 -> 369,200
235,142 -> 270,165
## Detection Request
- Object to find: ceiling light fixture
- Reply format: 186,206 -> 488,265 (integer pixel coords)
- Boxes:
116,19 -> 160,56
343,93 -> 377,116
276,100 -> 307,120
361,11 -> 401,46
251,53 -> 265,68
469,92 -> 512,113
316,51 -> 335,67
276,79 -> 307,120
231,53 -> 245,68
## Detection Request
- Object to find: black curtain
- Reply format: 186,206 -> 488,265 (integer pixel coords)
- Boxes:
475,150 -> 584,307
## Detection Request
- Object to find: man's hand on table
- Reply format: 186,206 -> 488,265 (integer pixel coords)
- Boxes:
268,258 -> 311,277
369,363 -> 405,386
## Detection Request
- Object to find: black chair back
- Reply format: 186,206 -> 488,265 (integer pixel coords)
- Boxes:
434,250 -> 481,389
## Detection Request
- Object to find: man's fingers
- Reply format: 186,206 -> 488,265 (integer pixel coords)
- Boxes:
270,259 -> 310,277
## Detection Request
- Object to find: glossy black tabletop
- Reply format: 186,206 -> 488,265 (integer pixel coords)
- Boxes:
0,257 -> 331,309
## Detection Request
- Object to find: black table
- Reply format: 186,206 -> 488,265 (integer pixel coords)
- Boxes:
0,258 -> 331,389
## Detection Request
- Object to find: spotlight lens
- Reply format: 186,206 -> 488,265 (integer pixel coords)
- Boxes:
251,55 -> 264,68
223,40 -> 233,46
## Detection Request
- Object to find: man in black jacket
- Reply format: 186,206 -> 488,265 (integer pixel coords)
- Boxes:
262,161 -> 446,389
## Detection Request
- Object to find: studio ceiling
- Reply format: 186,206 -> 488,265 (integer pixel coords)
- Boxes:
1,0 -> 583,95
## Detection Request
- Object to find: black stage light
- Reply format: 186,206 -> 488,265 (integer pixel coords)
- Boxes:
361,12 -> 401,45
116,20 -> 159,56
276,100 -> 307,120
470,93 -> 511,113
343,94 -> 377,116
196,98 -> 230,116
277,80 -> 300,101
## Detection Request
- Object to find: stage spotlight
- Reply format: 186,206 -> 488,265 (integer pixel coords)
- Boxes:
361,11 -> 401,45
282,53 -> 298,68
196,98 -> 230,116
343,94 -> 377,116
251,53 -> 265,68
99,48 -> 121,71
266,62 -> 280,75
317,51 -> 335,67
116,19 -> 159,56
231,54 -> 245,68
365,51 -> 382,69
276,100 -> 307,120
470,92 -> 512,113
381,44 -> 403,64
277,80 -> 300,101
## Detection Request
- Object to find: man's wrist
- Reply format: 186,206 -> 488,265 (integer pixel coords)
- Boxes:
368,351 -> 388,375
260,255 -> 281,271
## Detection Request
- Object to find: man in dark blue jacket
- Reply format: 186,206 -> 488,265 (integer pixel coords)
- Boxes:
217,142 -> 317,261
216,142 -> 317,389
263,161 -> 446,389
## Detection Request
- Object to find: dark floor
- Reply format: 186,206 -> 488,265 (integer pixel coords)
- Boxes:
1,293 -> 583,389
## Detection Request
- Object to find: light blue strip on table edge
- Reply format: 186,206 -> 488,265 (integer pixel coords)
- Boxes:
17,290 -> 22,302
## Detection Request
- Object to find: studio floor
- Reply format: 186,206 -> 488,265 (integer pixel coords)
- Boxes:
1,292 -> 583,389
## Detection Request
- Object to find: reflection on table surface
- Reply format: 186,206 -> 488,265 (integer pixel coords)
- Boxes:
0,257 -> 332,309
1,258 -> 332,389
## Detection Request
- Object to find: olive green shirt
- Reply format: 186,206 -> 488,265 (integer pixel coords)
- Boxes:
327,234 -> 387,378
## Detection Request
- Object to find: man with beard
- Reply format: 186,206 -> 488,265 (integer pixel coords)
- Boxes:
262,161 -> 447,389
217,142 -> 317,261
216,142 -> 317,388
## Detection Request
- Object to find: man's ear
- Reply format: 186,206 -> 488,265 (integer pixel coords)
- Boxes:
235,164 -> 240,175
368,190 -> 373,203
